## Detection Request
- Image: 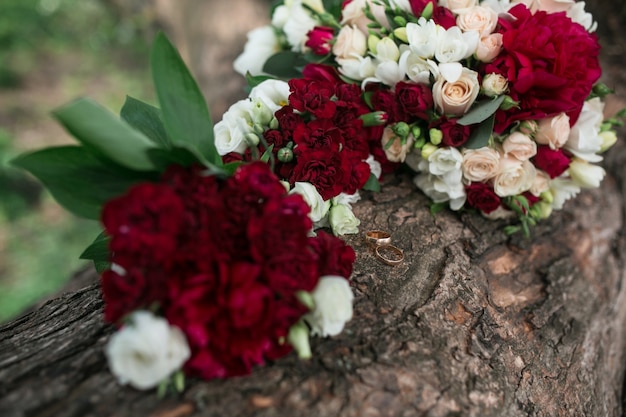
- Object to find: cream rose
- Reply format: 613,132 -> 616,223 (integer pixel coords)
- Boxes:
462,147 -> 501,182
328,204 -> 360,236
381,127 -> 414,163
535,113 -> 570,149
502,132 -> 537,161
530,169 -> 551,196
520,0 -> 574,13
433,68 -> 480,116
456,6 -> 498,37
290,182 -> 331,223
493,156 -> 536,197
333,25 -> 367,60
476,33 -> 503,63
304,276 -> 354,337
441,0 -> 479,13
481,73 -> 508,97
341,0 -> 388,33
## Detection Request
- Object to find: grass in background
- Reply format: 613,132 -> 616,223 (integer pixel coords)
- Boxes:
0,0 -> 156,322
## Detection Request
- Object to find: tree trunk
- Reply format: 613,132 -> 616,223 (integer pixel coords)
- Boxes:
1,2 -> 626,416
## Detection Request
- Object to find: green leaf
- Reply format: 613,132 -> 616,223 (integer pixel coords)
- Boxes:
53,98 -> 158,171
260,144 -> 275,163
93,260 -> 111,274
151,33 -> 220,166
463,114 -> 495,150
362,173 -> 381,192
430,201 -> 448,216
263,51 -> 307,79
120,96 -> 170,148
80,231 -> 110,262
146,147 -> 201,171
456,95 -> 505,126
221,161 -> 243,177
11,146 -> 152,219
321,0 -> 343,17
245,72 -> 275,90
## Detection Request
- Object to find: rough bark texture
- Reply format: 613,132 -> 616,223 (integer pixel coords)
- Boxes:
1,1 -> 626,416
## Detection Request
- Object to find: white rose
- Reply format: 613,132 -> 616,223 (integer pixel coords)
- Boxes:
328,203 -> 360,235
535,113 -> 570,150
440,0 -> 479,12
304,276 -> 354,337
381,127 -> 414,163
456,6 -> 498,37
481,73 -> 508,97
530,169 -> 551,196
565,97 -> 604,162
502,132 -> 537,161
290,182 -> 331,223
433,68 -> 480,116
214,99 -> 255,155
550,177 -> 580,210
105,311 -> 190,390
234,26 -> 280,76
428,147 -> 464,183
493,156 -> 536,197
568,158 -> 605,189
436,26 -> 479,64
341,0 -> 389,33
249,79 -> 291,114
475,33 -> 503,63
462,147 -> 501,182
333,25 -> 367,59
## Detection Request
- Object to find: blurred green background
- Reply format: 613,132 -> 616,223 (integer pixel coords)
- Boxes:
0,0 -> 158,322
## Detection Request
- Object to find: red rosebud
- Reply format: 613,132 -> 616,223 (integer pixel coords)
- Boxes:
465,182 -> 501,214
532,146 -> 571,178
439,119 -> 472,147
395,81 -> 433,121
305,26 -> 335,55
409,0 -> 435,17
432,6 -> 456,29
302,63 -> 341,83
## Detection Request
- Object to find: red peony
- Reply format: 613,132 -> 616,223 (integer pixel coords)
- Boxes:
487,5 -> 601,131
532,145 -> 571,178
465,182 -> 502,214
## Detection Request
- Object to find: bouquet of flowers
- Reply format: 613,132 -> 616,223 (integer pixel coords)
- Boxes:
12,34 -> 356,391
234,0 -> 620,235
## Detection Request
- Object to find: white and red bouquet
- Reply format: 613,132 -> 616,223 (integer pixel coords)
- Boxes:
235,0 -> 620,235
12,34 -> 356,392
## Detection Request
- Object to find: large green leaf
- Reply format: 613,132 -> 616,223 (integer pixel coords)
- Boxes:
53,98 -> 157,171
463,114 -> 495,150
362,173 -> 381,192
120,96 -> 170,148
456,95 -> 505,126
263,51 -> 307,79
150,33 -> 220,166
11,146 -> 152,219
80,231 -> 110,262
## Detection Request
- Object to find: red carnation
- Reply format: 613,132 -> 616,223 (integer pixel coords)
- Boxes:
293,118 -> 344,152
305,26 -> 335,55
289,78 -> 337,119
309,231 -> 356,279
465,182 -> 502,214
302,64 -> 341,83
532,146 -> 571,178
290,150 -> 350,199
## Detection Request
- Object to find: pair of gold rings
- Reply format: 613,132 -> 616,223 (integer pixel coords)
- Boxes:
365,230 -> 404,266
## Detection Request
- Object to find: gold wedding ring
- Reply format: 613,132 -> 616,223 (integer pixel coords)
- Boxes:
375,244 -> 404,266
365,230 -> 392,248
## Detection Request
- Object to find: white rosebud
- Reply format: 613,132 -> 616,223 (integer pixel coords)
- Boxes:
481,73 -> 508,97
568,158 -> 605,189
456,6 -> 498,37
105,311 -> 190,390
328,203 -> 360,236
433,68 -> 480,116
462,147 -> 501,182
234,26 -> 280,76
428,147 -> 464,184
502,132 -> 537,161
290,182 -> 331,223
304,276 -> 354,337
535,113 -> 571,150
493,156 -> 536,197
333,25 -> 367,60
476,33 -> 503,63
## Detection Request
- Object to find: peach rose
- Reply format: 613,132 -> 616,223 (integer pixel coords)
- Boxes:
332,25 -> 367,60
441,0 -> 479,13
432,68 -> 480,116
493,156 -> 536,197
535,113 -> 570,150
482,73 -> 508,97
462,147 -> 501,182
502,132 -> 537,161
475,33 -> 503,63
381,127 -> 414,163
341,0 -> 388,33
456,6 -> 498,37
530,169 -> 551,196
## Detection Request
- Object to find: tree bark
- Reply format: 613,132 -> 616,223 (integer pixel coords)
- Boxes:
1,2 -> 626,416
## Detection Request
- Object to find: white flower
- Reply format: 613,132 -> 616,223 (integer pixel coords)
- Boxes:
332,192 -> 362,207
493,156 -> 536,197
417,149 -> 467,210
535,113 -> 570,150
333,25 -> 367,59
341,0 -> 389,33
290,182 -> 331,223
249,79 -> 291,114
440,0 -> 479,12
502,132 -> 537,161
567,2 -> 597,32
105,311 -> 190,390
214,99 -> 256,155
328,203 -> 360,236
406,18 -> 442,59
550,177 -> 581,210
456,6 -> 498,37
398,49 -> 438,85
568,158 -> 605,189
388,0 -> 412,12
234,26 -> 280,76
281,0 -> 318,51
462,147 -> 501,182
565,97 -> 604,162
302,0 -> 325,13
432,67 -> 480,116
428,147 -> 464,184
337,56 -> 377,81
435,26 -> 479,64
365,154 -> 382,179
481,72 -> 508,96
304,276 -> 354,337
